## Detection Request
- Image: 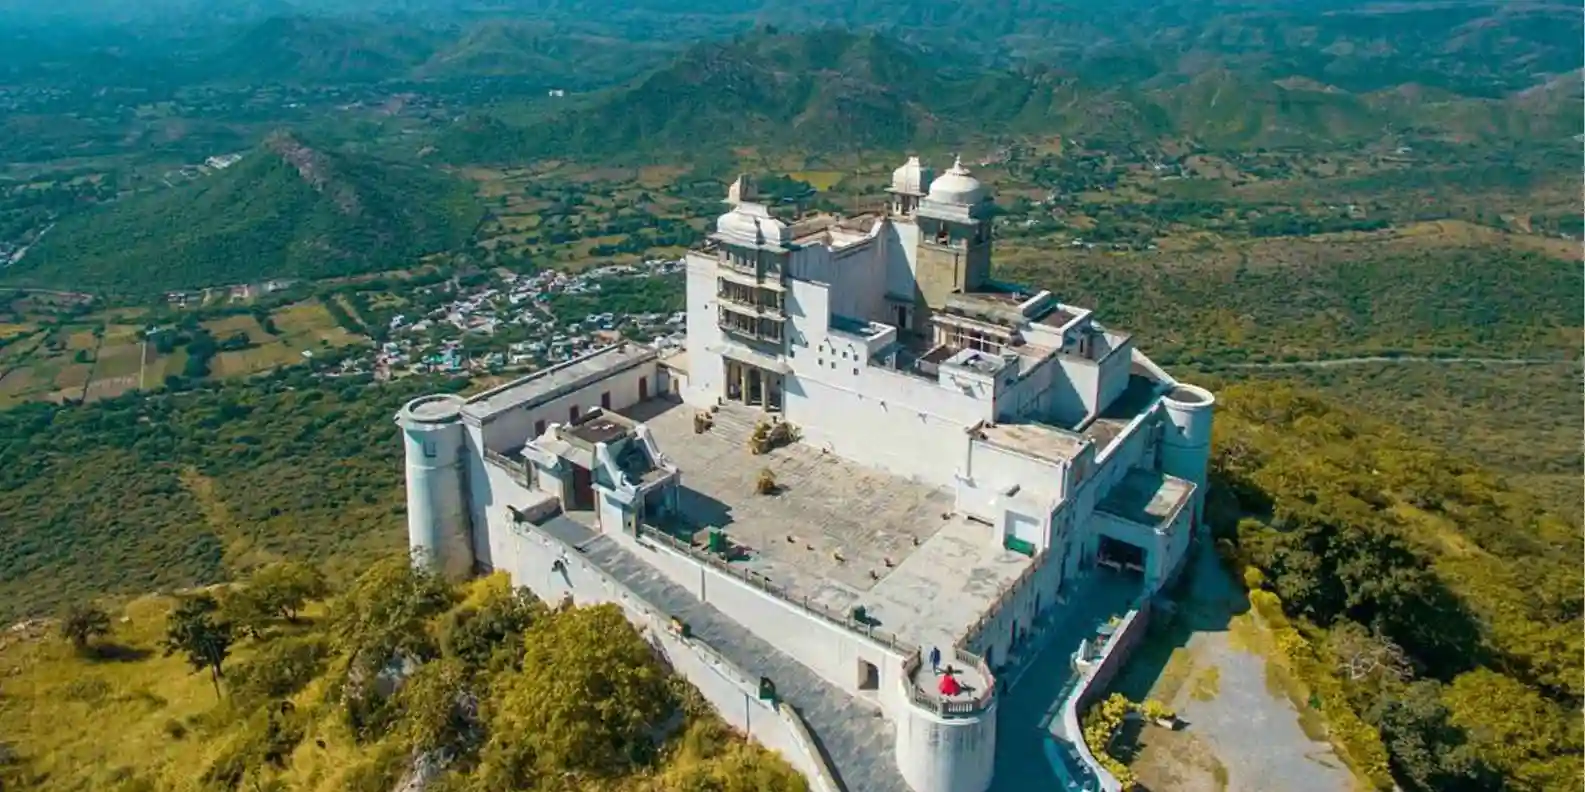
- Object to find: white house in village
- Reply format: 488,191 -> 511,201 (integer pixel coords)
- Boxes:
397,157 -> 1215,792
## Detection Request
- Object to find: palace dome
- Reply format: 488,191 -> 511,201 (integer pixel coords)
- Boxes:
890,155 -> 933,196
715,202 -> 790,246
926,156 -> 985,205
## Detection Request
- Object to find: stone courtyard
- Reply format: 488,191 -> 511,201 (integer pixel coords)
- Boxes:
623,398 -> 1032,653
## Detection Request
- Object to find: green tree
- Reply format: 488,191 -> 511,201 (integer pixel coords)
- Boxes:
1441,670 -> 1583,792
248,561 -> 330,623
58,603 -> 111,653
443,576 -> 544,673
331,557 -> 456,741
1368,679 -> 1495,792
162,593 -> 235,697
394,657 -> 476,756
473,604 -> 676,785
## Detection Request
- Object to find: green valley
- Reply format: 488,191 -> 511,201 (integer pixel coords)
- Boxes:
0,3 -> 1578,792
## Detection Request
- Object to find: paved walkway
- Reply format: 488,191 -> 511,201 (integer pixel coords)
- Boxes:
576,533 -> 912,792
988,571 -> 1141,792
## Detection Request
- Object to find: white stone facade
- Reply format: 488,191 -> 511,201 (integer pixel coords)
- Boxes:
397,158 -> 1215,792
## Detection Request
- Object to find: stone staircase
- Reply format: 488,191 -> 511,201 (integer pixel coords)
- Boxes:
578,533 -> 912,792
702,402 -> 766,443
702,402 -> 789,452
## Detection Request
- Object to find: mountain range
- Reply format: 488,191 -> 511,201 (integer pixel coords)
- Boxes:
5,133 -> 483,294
441,26 -> 1584,163
3,0 -> 1578,99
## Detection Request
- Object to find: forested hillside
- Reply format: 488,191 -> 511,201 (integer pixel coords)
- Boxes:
0,371 -> 435,621
0,562 -> 808,791
6,134 -> 483,295
1208,382 -> 1582,792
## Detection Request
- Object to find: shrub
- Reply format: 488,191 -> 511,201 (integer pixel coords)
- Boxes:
1081,693 -> 1139,789
228,635 -> 330,704
755,468 -> 777,495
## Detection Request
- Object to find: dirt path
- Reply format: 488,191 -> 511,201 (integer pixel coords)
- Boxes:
1112,545 -> 1356,792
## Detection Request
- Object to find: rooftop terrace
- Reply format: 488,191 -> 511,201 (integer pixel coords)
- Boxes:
976,421 -> 1090,464
616,399 -> 1032,657
563,408 -> 638,448
463,344 -> 656,423
1079,371 -> 1164,456
1095,468 -> 1196,530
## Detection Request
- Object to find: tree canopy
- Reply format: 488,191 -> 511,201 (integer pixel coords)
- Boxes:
1209,382 -> 1582,792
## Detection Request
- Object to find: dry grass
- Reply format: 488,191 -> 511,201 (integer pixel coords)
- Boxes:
787,170 -> 846,190
52,362 -> 93,391
272,301 -> 361,347
92,341 -> 147,379
83,374 -> 139,402
1191,665 -> 1222,701
0,595 -> 246,791
202,314 -> 274,344
64,330 -> 99,351
210,344 -> 302,378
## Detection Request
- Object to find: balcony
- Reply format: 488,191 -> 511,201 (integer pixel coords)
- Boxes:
718,304 -> 784,344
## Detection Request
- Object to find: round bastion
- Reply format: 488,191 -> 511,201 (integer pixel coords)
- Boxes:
1163,382 -> 1215,410
397,393 -> 466,428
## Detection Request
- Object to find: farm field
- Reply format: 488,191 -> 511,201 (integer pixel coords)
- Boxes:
0,301 -> 367,406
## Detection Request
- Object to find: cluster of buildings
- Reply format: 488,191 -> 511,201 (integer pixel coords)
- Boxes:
398,157 -> 1214,792
372,260 -> 686,377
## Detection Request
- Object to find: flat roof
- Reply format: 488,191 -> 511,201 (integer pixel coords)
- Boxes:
791,213 -> 881,247
1096,468 -> 1196,528
463,344 -> 656,422
978,421 -> 1090,464
612,400 -> 1031,651
397,393 -> 465,426
1080,372 -> 1164,455
564,409 -> 638,447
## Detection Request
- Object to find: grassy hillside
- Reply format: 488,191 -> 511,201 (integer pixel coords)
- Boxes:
0,566 -> 808,792
1221,362 -> 1584,517
5,133 -> 483,295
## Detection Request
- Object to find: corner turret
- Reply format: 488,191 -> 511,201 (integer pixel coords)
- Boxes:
1158,383 -> 1215,524
396,393 -> 474,579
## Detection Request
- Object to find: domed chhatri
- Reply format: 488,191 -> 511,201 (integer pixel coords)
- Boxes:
715,200 -> 792,247
889,155 -> 934,197
926,156 -> 986,206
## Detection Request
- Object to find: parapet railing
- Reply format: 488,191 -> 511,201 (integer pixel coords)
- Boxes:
523,520 -> 847,792
956,548 -> 1048,657
1061,600 -> 1153,792
902,647 -> 998,718
635,522 -> 917,655
483,449 -> 530,486
776,702 -> 843,792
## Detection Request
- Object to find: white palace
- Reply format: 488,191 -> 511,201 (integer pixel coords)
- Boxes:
397,157 -> 1215,792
